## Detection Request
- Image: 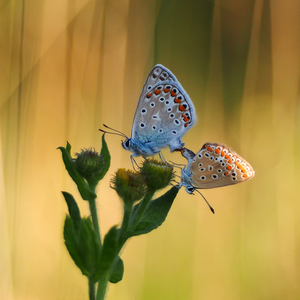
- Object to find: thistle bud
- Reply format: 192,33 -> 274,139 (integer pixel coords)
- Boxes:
111,169 -> 146,205
74,148 -> 106,188
140,160 -> 174,191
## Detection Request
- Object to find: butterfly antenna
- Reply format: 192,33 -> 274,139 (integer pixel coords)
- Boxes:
99,124 -> 128,138
194,190 -> 215,214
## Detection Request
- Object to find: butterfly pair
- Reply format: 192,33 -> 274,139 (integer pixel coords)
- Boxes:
101,64 -> 254,210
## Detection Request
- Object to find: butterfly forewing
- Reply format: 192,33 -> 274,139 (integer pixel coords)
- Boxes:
188,143 -> 255,189
132,82 -> 195,142
139,64 -> 177,100
131,65 -> 196,152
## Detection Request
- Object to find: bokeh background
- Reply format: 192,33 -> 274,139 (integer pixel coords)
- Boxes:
1,0 -> 300,299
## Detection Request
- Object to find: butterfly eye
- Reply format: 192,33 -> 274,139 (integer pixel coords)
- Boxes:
187,187 -> 194,194
122,139 -> 130,149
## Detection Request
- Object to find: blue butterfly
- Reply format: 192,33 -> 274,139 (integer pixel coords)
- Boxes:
102,64 -> 197,161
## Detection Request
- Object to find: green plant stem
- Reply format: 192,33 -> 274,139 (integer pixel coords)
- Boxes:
129,190 -> 155,230
96,271 -> 110,300
89,277 -> 96,300
118,202 -> 133,244
89,198 -> 102,246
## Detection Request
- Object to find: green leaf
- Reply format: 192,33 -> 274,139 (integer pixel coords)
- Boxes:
62,191 -> 81,235
58,143 -> 97,200
66,141 -> 71,154
64,216 -> 90,276
98,134 -> 111,181
109,256 -> 124,283
64,216 -> 101,278
127,186 -> 179,238
93,226 -> 118,282
78,218 -> 102,277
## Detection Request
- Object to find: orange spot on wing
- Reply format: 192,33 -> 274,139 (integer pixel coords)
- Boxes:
236,162 -> 247,173
228,158 -> 233,164
221,150 -> 226,156
154,89 -> 161,95
224,171 -> 230,176
226,165 -> 232,171
146,93 -> 152,98
174,98 -> 181,103
179,105 -> 186,111
225,154 -> 230,159
184,123 -> 189,127
236,162 -> 242,169
171,90 -> 177,97
215,148 -> 220,154
243,173 -> 249,178
164,88 -> 170,93
183,116 -> 189,122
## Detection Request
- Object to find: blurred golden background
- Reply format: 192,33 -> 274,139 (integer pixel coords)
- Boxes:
1,0 -> 300,299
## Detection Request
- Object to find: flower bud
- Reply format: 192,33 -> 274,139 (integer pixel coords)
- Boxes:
140,159 -> 174,191
111,169 -> 146,205
74,148 -> 106,187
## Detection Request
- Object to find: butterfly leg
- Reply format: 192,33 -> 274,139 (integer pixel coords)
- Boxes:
170,182 -> 181,189
158,151 -> 167,164
130,155 -> 139,171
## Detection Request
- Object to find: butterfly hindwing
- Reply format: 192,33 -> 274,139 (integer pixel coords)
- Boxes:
182,143 -> 255,190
